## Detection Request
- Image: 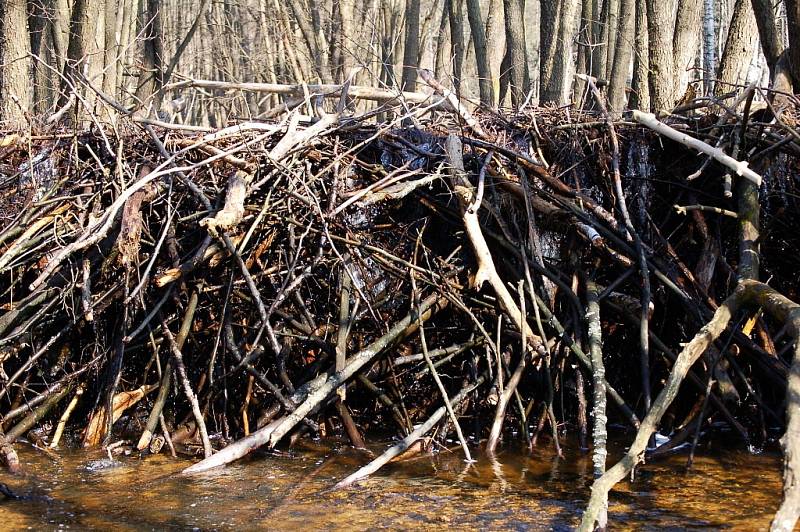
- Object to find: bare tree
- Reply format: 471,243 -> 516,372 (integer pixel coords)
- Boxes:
465,0 -> 493,105
135,0 -> 165,112
449,0 -> 465,91
607,0 -> 635,115
504,0 -> 530,106
401,0 -> 421,91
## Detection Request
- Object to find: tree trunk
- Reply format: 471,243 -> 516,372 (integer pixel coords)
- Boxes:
485,0 -> 505,104
59,0 -> 103,118
434,0 -> 450,79
603,0 -> 620,80
465,0 -> 493,105
607,0 -> 635,115
751,0 -> 785,76
134,0 -> 164,112
542,0 -> 579,104
646,0 -> 677,112
401,0 -> 421,91
716,0 -> 757,94
785,0 -> 800,91
539,0 -> 559,94
630,0 -> 650,110
448,0 -> 465,92
574,0 -> 597,99
673,0 -> 703,97
1,0 -> 32,127
524,0 -> 540,103
339,0 -> 358,79
503,0 -> 529,106
702,0 -> 716,94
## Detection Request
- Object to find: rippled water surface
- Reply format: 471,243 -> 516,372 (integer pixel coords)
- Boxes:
0,439 -> 783,530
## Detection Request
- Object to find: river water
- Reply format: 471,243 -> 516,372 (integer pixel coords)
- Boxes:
0,438 -> 783,530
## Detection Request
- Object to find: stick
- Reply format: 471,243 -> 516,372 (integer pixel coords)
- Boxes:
160,316 -> 213,459
182,294 -> 448,474
633,110 -> 762,186
334,374 -> 486,488
586,279 -> 608,528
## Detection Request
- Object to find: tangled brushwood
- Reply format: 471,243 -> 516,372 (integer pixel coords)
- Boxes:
1,83 -> 800,529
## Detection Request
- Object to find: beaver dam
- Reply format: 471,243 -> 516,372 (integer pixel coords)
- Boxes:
1,79 -> 800,530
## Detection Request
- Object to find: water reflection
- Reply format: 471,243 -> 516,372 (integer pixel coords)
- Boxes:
0,439 -> 783,530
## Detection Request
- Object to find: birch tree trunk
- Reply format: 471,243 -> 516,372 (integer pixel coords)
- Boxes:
702,0 -> 717,94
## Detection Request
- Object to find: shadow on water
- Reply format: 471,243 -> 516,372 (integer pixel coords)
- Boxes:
0,438 -> 783,530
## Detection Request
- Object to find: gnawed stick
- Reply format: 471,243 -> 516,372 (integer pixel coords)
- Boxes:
334,373 -> 487,488
182,293 -> 447,474
200,112 -> 338,236
49,386 -> 83,448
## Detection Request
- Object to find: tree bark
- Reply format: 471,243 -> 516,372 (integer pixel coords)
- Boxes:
448,0 -> 465,92
673,0 -> 703,96
401,0 -> 421,91
1,0 -> 32,127
539,0 -> 559,95
607,0 -> 635,115
716,0 -> 758,94
134,0 -> 165,112
504,0 -> 529,106
542,0 -> 580,104
702,0 -> 716,94
751,0 -> 785,80
485,0 -> 505,104
630,0 -> 650,110
784,0 -> 800,90
465,0 -> 493,105
646,0 -> 677,112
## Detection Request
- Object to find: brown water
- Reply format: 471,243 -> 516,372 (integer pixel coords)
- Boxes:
0,439 -> 784,530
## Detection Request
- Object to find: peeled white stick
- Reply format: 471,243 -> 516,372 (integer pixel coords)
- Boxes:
632,110 -> 762,186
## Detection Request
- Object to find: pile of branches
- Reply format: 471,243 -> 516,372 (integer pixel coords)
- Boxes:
1,79 -> 800,529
